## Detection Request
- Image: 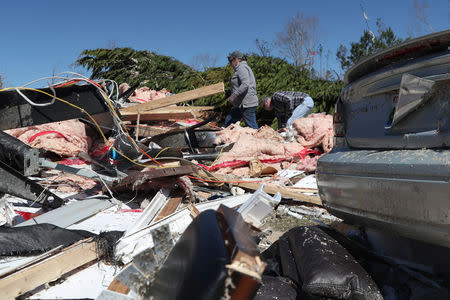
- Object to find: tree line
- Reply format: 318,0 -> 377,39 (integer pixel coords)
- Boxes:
74,1 -> 436,127
74,23 -> 403,127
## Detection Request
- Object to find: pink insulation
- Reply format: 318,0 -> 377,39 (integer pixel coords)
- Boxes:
215,134 -> 305,165
119,83 -> 170,103
215,123 -> 257,144
212,114 -> 334,176
215,124 -> 283,144
42,173 -> 98,193
291,113 -> 334,153
253,125 -> 284,142
4,119 -> 91,157
296,155 -> 320,173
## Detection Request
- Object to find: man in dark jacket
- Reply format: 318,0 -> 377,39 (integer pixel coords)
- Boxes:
262,91 -> 314,129
224,51 -> 259,129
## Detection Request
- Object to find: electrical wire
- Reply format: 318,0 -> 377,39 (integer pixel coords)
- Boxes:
154,147 -> 171,158
208,147 -> 223,168
20,73 -> 134,154
0,86 -> 152,168
14,85 -> 56,106
10,73 -> 169,168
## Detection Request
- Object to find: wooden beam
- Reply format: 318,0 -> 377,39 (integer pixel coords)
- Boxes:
213,174 -> 322,206
142,105 -> 215,113
0,238 -> 100,299
155,193 -> 183,222
108,278 -> 131,294
120,104 -> 216,122
129,125 -> 173,138
112,165 -> 198,191
285,187 -> 319,194
120,82 -> 224,113
121,105 -> 215,116
121,111 -> 195,121
217,205 -> 266,298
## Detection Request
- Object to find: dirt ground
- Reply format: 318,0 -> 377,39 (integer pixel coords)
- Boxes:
257,205 -> 339,252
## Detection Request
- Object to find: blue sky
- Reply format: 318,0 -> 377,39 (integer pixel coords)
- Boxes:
0,0 -> 448,87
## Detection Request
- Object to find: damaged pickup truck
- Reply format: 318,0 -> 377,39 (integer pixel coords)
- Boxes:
317,30 -> 450,248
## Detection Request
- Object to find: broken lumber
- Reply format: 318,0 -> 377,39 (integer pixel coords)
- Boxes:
120,106 -> 215,121
213,174 -> 322,206
131,125 -> 173,138
0,238 -> 100,299
120,82 -> 224,113
122,111 -> 196,121
285,186 -> 319,194
112,165 -> 198,191
217,205 -> 266,298
125,105 -> 215,114
108,278 -> 130,294
155,189 -> 183,222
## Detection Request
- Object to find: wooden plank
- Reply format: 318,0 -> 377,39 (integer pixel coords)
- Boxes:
121,105 -> 214,116
188,203 -> 200,219
216,205 -> 266,298
121,111 -> 195,121
154,196 -> 183,222
122,110 -> 214,121
130,125 -> 173,138
112,165 -> 198,191
108,278 -> 131,294
213,174 -> 322,206
140,105 -> 215,113
285,187 -> 319,194
120,82 -> 224,113
0,238 -> 99,299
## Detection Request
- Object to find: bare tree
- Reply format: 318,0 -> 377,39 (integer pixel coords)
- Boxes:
255,38 -> 272,56
275,12 -> 319,69
0,73 -> 3,89
107,39 -> 119,49
317,44 -> 323,78
191,52 -> 219,71
408,0 -> 434,37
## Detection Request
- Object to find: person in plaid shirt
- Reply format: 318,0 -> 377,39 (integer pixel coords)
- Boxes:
262,91 -> 314,129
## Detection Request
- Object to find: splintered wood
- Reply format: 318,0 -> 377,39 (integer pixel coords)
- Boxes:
120,82 -> 224,113
0,238 -> 100,299
120,106 -> 215,121
213,174 -> 322,206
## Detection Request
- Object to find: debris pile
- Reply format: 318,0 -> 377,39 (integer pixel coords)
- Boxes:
0,76 -> 444,300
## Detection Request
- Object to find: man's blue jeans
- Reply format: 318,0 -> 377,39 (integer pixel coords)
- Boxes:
286,97 -> 314,127
225,106 -> 258,129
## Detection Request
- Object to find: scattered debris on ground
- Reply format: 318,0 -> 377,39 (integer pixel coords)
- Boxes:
0,77 -> 447,299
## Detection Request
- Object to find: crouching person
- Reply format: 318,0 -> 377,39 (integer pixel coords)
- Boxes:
262,91 -> 314,129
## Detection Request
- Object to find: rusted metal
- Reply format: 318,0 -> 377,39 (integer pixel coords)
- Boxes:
111,165 -> 198,191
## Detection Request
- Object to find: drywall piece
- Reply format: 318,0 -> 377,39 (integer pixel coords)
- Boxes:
293,174 -> 318,189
